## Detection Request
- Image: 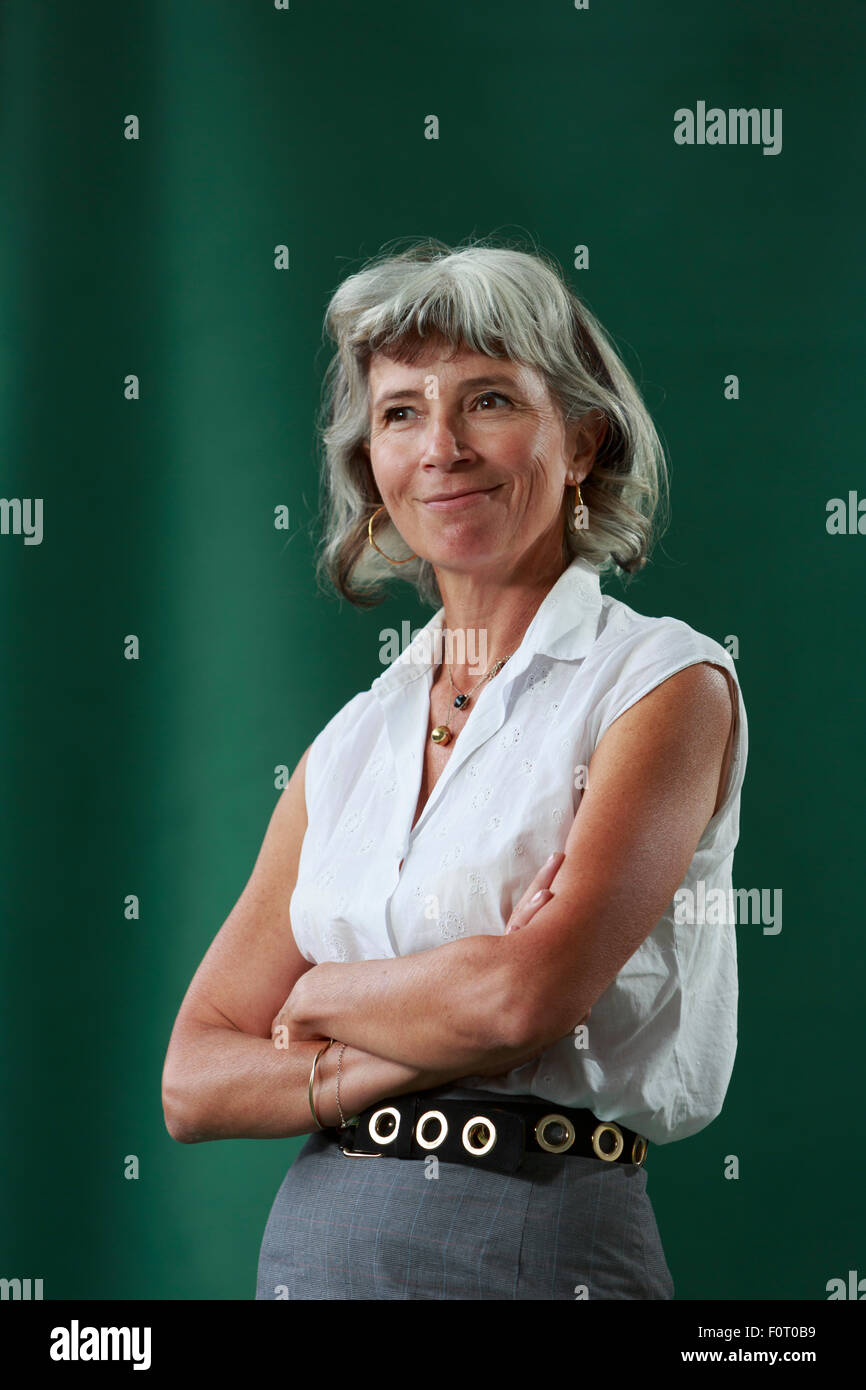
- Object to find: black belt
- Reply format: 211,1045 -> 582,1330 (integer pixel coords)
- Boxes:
329,1094 -> 649,1175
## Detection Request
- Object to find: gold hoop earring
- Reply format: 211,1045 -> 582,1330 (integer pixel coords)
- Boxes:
565,473 -> 584,506
367,504 -> 418,565
565,480 -> 587,534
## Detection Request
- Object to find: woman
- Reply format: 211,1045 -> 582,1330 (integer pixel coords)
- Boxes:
162,239 -> 747,1301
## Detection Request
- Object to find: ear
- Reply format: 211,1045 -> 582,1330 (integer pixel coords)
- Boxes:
579,407 -> 608,452
567,407 -> 607,471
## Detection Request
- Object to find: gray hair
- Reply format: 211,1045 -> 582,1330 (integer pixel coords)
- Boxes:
313,236 -> 670,609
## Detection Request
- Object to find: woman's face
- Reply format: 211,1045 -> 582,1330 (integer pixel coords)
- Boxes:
362,338 -> 604,576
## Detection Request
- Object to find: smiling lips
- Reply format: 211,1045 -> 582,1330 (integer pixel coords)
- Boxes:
422,485 -> 500,510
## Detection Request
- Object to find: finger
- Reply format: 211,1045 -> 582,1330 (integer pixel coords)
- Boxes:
512,852 -> 564,916
507,851 -> 566,930
506,886 -> 552,933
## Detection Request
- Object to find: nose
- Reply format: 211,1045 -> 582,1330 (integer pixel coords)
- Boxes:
418,405 -> 474,467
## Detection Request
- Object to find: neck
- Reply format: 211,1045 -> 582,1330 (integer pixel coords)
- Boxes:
432,550 -> 569,687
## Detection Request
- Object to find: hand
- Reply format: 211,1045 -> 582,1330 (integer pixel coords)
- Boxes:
270,975 -> 327,1046
504,850 -> 591,1026
504,851 -> 565,935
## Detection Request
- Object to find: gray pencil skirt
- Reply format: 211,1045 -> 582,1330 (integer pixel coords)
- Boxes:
255,1087 -> 675,1301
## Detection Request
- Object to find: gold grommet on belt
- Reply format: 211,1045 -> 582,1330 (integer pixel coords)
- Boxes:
631,1135 -> 648,1167
535,1113 -> 576,1154
461,1115 -> 497,1156
591,1121 -> 624,1161
415,1109 -> 448,1150
368,1106 -> 401,1145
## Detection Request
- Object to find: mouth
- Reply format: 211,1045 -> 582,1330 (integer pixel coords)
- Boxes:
422,485 -> 502,511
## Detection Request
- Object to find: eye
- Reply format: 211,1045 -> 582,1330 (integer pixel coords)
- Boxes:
382,404 -> 417,423
382,391 -> 512,424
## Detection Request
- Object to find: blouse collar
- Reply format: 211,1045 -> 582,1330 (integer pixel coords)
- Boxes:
372,554 -> 603,696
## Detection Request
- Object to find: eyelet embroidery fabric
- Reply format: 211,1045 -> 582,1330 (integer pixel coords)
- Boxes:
289,556 -> 748,1146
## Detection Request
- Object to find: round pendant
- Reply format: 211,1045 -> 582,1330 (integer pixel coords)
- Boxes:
431,725 -> 452,745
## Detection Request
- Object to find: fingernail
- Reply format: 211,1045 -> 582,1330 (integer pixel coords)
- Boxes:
531,890 -> 545,904
546,852 -> 559,865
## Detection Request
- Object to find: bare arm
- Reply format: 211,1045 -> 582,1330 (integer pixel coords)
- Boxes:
284,662 -> 735,1067
161,746 -> 481,1145
274,850 -> 572,1081
164,1028 -> 469,1144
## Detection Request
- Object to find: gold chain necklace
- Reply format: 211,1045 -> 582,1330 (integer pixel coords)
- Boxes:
430,653 -> 513,745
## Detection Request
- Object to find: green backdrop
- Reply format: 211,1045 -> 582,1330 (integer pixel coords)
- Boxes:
1,0 -> 863,1300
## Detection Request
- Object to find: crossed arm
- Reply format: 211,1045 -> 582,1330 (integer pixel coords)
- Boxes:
282,662 -> 736,1074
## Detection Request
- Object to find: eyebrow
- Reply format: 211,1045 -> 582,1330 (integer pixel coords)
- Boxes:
372,374 -> 520,412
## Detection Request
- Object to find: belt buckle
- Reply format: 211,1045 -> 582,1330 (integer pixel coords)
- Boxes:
337,1120 -> 383,1159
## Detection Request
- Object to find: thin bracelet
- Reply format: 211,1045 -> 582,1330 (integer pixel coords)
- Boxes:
307,1039 -> 334,1131
335,1042 -> 361,1130
336,1042 -> 348,1127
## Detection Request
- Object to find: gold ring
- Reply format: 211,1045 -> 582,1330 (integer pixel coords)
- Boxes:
591,1122 -> 624,1162
368,1106 -> 401,1145
535,1113 -> 576,1154
415,1109 -> 449,1150
461,1115 -> 497,1157
631,1135 -> 648,1167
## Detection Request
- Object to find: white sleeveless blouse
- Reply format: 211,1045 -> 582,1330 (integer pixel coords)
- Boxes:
290,556 -> 748,1145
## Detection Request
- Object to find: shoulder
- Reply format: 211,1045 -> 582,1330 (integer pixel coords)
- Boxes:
597,594 -> 729,661
307,686 -> 379,765
583,595 -> 742,750
300,685 -> 382,823
593,595 -> 736,682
